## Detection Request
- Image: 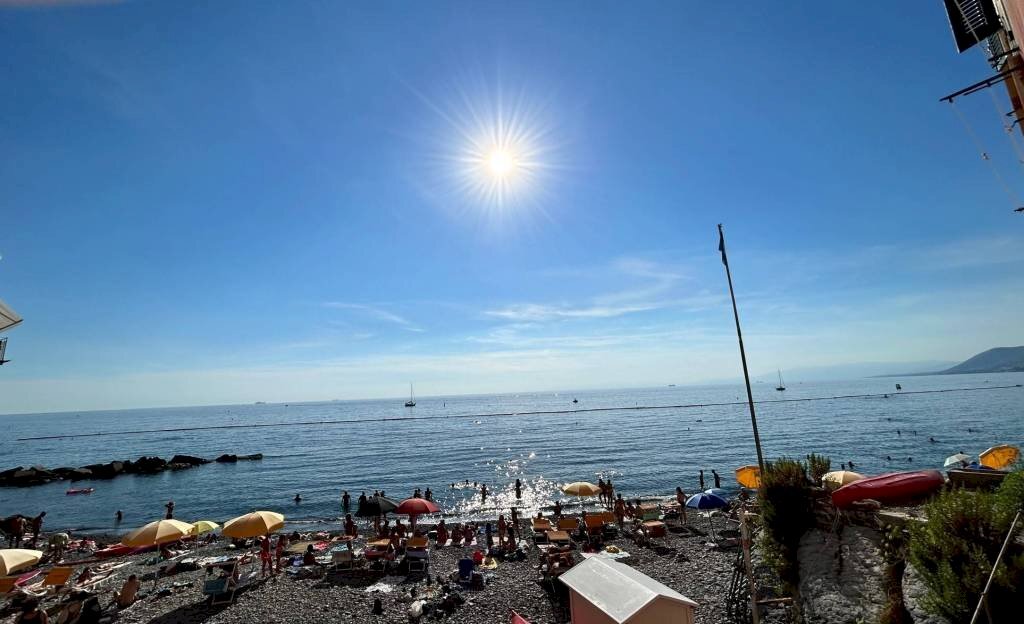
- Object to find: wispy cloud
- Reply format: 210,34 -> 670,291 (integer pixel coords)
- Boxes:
484,256 -> 696,322
323,302 -> 424,332
484,302 -> 660,322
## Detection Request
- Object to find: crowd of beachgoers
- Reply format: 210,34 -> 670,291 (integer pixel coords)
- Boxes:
0,476 -> 759,624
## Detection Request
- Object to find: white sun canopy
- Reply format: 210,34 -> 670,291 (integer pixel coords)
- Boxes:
0,298 -> 22,333
559,557 -> 698,624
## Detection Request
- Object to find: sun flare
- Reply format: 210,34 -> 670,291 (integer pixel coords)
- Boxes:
486,149 -> 517,177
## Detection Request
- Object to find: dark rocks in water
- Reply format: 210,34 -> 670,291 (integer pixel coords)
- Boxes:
0,465 -> 56,486
1,452 -> 259,487
82,461 -> 126,479
127,456 -> 168,474
216,453 -> 263,463
61,467 -> 94,481
169,455 -> 209,466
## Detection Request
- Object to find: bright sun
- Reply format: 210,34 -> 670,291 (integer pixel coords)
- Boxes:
487,149 -> 516,177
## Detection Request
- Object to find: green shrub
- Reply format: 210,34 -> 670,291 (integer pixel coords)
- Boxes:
760,457 -> 814,595
908,471 -> 1024,623
806,453 -> 831,485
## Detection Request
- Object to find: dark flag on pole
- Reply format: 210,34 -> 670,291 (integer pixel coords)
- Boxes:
717,224 -> 765,471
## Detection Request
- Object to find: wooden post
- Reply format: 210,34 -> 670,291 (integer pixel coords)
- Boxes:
741,509 -> 760,624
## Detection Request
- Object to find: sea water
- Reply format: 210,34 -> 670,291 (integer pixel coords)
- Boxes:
1,373 -> 1021,531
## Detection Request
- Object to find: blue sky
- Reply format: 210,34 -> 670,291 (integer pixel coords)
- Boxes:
1,1 -> 1023,413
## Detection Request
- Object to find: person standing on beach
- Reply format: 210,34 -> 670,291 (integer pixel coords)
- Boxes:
260,535 -> 273,577
597,478 -> 606,505
274,534 -> 288,573
164,500 -> 174,520
425,487 -> 433,502
510,507 -> 519,539
606,480 -> 614,507
497,514 -> 507,547
29,512 -> 45,548
514,478 -> 522,500
344,514 -> 357,538
7,516 -> 24,547
614,495 -> 626,527
675,487 -> 688,525
342,491 -> 350,509
481,484 -> 488,504
712,470 -> 721,489
698,471 -> 705,491
554,500 -> 562,518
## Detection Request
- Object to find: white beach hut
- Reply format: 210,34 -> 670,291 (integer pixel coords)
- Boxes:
558,556 -> 698,624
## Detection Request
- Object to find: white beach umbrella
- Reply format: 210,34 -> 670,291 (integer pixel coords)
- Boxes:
944,453 -> 971,468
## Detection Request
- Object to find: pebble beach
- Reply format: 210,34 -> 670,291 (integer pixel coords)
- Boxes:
0,515 -> 752,624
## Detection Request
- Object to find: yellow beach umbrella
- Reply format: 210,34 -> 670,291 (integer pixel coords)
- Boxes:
735,465 -> 761,489
121,519 -> 194,547
980,444 -> 1020,470
821,470 -> 865,491
222,511 -> 284,539
191,520 -> 220,535
0,549 -> 43,575
562,482 -> 601,497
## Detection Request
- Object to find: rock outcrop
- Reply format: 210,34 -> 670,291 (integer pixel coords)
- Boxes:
0,452 -> 261,487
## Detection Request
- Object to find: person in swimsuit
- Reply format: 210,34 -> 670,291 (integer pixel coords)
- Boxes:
112,575 -> 140,610
675,487 -> 688,524
260,535 -> 273,577
275,534 -> 288,572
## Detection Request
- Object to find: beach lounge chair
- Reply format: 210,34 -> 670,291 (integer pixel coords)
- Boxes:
0,576 -> 17,597
41,567 -> 74,594
405,537 -> 430,573
556,517 -> 578,532
584,515 -> 604,538
329,549 -> 358,572
638,503 -> 661,521
546,530 -> 571,547
531,518 -> 551,543
203,559 -> 241,605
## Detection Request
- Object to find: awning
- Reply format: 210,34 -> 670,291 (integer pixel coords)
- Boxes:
0,299 -> 21,333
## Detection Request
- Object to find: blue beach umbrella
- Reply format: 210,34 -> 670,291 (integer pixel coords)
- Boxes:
703,488 -> 730,499
685,492 -> 728,538
685,492 -> 728,510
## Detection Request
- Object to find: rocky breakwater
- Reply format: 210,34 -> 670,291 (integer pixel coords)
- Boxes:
0,453 -> 262,487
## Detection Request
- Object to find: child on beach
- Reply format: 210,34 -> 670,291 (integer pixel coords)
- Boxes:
675,487 -> 688,524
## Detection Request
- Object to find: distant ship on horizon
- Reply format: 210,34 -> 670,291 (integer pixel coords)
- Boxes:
405,383 -> 416,407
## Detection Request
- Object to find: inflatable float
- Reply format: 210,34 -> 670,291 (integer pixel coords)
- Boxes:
831,470 -> 944,508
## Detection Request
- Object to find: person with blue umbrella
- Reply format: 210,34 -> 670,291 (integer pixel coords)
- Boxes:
686,491 -> 728,538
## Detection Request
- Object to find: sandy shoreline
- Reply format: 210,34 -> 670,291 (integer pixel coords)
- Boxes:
1,514 -> 757,624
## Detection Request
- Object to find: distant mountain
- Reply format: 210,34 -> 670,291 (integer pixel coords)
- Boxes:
757,360 -> 958,382
939,346 -> 1024,375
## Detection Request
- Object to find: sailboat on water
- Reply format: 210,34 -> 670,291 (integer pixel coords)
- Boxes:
775,370 -> 786,392
404,383 -> 416,407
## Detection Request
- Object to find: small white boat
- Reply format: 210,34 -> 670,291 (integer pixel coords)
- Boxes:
404,383 -> 416,407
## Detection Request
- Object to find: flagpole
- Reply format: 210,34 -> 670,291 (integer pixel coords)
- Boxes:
718,224 -> 765,471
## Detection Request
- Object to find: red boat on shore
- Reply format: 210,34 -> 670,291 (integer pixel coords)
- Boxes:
831,470 -> 944,508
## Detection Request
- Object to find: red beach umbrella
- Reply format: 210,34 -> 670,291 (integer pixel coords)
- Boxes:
396,498 -> 440,528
